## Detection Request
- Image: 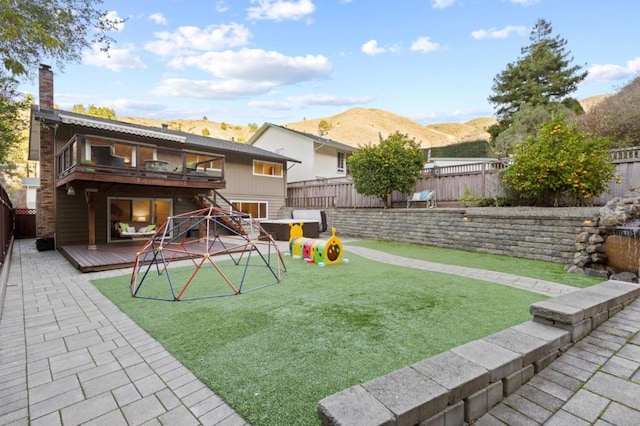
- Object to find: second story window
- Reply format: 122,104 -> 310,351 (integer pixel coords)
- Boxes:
337,152 -> 345,173
253,160 -> 283,177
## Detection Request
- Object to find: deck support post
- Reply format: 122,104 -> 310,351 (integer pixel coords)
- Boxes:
86,189 -> 98,251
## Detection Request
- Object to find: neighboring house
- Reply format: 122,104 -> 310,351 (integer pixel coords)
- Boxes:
21,177 -> 40,209
247,123 -> 357,183
29,65 -> 297,251
423,157 -> 507,173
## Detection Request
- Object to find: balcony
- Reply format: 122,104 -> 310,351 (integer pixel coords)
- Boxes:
56,134 -> 225,190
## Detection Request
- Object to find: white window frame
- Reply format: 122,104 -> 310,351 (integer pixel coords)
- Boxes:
253,159 -> 283,178
231,200 -> 269,220
337,151 -> 345,173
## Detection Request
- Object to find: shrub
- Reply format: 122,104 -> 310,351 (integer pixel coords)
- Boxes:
501,115 -> 616,206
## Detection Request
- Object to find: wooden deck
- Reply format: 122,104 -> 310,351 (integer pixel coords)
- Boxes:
60,242 -> 152,272
59,236 -> 284,273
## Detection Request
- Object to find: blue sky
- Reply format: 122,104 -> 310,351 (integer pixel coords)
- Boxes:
20,0 -> 640,125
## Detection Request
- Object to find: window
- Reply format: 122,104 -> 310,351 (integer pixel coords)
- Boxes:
337,152 -> 345,173
108,197 -> 172,241
231,201 -> 268,219
253,160 -> 283,177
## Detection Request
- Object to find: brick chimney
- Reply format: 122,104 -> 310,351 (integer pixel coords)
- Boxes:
35,64 -> 56,249
39,64 -> 54,110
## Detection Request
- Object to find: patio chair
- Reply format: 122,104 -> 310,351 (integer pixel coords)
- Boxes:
407,190 -> 436,208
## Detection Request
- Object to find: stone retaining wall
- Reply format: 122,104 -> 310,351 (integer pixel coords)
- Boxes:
316,280 -> 640,426
302,207 -> 599,264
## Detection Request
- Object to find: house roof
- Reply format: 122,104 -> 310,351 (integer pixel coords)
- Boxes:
30,106 -> 300,163
247,122 -> 358,152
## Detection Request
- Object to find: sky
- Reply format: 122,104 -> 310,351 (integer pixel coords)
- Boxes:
19,0 -> 640,126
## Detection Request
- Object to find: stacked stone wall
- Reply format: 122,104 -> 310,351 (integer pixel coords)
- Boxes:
310,207 -> 598,264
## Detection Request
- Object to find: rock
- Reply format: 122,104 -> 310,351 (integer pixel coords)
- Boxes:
584,268 -> 609,278
610,271 -> 638,283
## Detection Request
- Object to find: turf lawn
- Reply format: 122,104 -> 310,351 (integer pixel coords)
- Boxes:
347,239 -> 605,288
93,248 -> 553,425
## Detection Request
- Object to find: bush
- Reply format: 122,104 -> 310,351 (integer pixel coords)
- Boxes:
501,115 -> 616,206
477,197 -> 512,207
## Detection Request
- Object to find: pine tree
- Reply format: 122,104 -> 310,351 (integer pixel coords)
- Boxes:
488,19 -> 587,139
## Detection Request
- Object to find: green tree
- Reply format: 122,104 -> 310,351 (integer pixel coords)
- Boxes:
501,115 -> 616,206
318,119 -> 333,136
220,122 -> 227,131
488,19 -> 587,139
71,103 -> 116,119
0,0 -> 123,79
202,127 -> 210,136
492,103 -> 577,157
578,76 -> 640,148
248,122 -> 259,132
0,82 -> 31,168
347,132 -> 424,208
0,0 -> 122,164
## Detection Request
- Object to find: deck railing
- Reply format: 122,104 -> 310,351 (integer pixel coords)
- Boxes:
56,134 -> 225,183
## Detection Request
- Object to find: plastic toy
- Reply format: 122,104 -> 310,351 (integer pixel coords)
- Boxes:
288,224 -> 347,266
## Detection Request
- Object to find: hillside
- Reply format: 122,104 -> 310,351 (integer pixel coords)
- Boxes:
116,95 -> 607,149
119,108 -> 496,149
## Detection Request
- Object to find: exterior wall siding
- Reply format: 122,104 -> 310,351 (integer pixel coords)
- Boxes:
250,127 -> 315,182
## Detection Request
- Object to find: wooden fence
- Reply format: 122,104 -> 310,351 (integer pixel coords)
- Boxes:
287,147 -> 640,208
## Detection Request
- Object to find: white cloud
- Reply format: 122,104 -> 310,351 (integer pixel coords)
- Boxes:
361,40 -> 386,56
103,11 -> 125,31
154,49 -> 332,99
432,0 -> 454,9
216,1 -> 230,12
148,13 -> 167,25
585,57 -> 640,82
83,44 -> 146,72
411,36 -> 440,53
152,78 -> 276,99
168,49 -> 332,84
249,93 -> 374,110
508,0 -> 540,5
247,0 -> 315,21
145,23 -> 251,57
471,25 -> 526,39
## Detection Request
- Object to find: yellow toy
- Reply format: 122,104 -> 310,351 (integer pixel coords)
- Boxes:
288,223 -> 346,266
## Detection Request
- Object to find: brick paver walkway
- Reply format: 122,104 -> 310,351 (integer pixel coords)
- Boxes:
0,240 -> 247,425
478,298 -> 640,425
1,239 -> 639,425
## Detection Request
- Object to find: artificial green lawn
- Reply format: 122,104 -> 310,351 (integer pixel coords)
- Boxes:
93,250 -> 549,425
348,239 -> 605,288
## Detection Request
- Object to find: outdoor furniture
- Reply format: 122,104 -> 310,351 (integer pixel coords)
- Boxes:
407,190 -> 436,208
91,146 -> 126,167
115,221 -> 157,238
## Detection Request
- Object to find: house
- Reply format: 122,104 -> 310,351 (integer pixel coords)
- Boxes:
21,177 -> 40,209
29,65 -> 297,255
247,123 -> 357,183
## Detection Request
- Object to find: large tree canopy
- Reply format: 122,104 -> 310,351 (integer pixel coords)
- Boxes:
348,132 -> 425,209
0,0 -> 122,80
0,0 -> 121,165
488,19 -> 587,139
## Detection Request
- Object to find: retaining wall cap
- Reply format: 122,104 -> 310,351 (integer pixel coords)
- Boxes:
362,366 -> 448,426
450,340 -> 523,382
549,290 -> 617,318
511,321 -> 570,350
530,299 -> 585,324
597,280 -> 640,299
483,328 -> 551,366
411,351 -> 490,405
316,385 -> 395,426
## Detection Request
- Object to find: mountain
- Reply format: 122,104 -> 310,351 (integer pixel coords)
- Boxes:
119,108 -> 496,149
116,95 -> 608,149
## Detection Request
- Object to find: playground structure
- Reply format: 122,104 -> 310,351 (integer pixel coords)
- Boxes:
130,207 -> 287,301
288,223 -> 347,266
